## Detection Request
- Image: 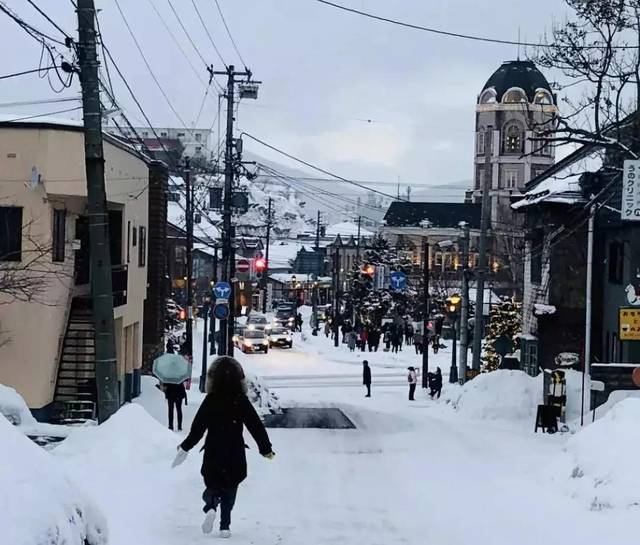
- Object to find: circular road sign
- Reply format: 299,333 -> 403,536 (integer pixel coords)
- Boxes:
213,303 -> 230,320
236,259 -> 250,274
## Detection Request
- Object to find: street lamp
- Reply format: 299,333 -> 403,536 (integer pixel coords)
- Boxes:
447,294 -> 462,384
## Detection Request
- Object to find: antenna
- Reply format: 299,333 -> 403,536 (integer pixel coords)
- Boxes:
517,27 -> 521,60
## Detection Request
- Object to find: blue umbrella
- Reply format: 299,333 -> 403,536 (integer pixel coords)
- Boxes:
153,353 -> 191,384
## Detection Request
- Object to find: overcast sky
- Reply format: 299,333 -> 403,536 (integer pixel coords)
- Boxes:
0,0 -> 570,199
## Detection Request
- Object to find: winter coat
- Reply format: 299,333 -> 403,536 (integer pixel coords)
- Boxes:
180,392 -> 272,488
164,382 -> 186,401
347,332 -> 357,350
408,370 -> 418,384
432,371 -> 443,390
363,365 -> 372,385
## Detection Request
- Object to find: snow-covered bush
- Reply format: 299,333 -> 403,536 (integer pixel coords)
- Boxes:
245,374 -> 281,416
448,370 -> 542,422
0,383 -> 36,426
567,398 -> 640,508
0,414 -> 107,545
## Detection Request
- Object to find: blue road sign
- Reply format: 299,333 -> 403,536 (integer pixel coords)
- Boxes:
213,302 -> 230,320
213,281 -> 231,300
390,271 -> 407,291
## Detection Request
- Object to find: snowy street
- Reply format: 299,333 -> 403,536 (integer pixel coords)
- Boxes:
37,316 -> 638,545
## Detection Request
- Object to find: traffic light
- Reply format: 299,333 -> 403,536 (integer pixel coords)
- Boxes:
363,264 -> 375,277
446,294 -> 462,314
255,257 -> 267,278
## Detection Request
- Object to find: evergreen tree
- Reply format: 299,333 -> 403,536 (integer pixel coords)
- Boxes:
482,300 -> 522,372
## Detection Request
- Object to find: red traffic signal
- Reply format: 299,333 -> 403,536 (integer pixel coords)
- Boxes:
363,264 -> 375,277
255,257 -> 267,278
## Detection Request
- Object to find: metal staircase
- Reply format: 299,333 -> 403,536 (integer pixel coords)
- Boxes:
52,298 -> 97,423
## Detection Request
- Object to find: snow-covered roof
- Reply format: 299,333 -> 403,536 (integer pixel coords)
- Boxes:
269,273 -> 332,284
267,241 -> 307,269
326,221 -> 373,237
512,147 -> 602,210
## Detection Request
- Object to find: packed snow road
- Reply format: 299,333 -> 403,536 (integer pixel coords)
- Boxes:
45,320 -> 640,544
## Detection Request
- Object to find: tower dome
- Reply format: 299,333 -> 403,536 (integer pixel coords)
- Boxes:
479,60 -> 553,105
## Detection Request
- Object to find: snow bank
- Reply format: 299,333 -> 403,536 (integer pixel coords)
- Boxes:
246,374 -> 282,416
567,398 -> 640,508
0,415 -> 107,545
0,383 -> 36,426
449,370 -> 542,422
55,403 -> 177,466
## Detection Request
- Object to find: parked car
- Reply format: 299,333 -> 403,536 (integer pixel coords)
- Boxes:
246,314 -> 271,332
268,326 -> 293,348
235,329 -> 269,354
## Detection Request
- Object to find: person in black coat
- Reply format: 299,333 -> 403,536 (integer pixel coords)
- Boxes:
430,367 -> 443,399
362,360 -> 372,397
164,382 -> 186,431
173,356 -> 275,537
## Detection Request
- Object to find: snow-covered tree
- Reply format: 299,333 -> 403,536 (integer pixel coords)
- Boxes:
482,300 -> 522,372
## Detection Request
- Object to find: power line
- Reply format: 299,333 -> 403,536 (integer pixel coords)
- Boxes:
190,0 -> 227,67
0,1 -> 67,46
25,0 -> 71,40
0,97 -> 78,108
0,66 -> 57,80
242,131 -> 409,203
212,0 -> 247,68
2,106 -> 82,122
315,0 -> 640,50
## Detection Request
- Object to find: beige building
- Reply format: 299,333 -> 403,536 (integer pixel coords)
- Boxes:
0,119 -> 152,422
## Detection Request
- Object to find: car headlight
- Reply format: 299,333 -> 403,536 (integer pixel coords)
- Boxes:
232,335 -> 238,342
247,324 -> 255,330
263,340 -> 269,346
244,340 -> 252,347
288,317 -> 294,323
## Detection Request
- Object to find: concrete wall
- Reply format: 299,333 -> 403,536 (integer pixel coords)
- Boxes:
0,125 -> 148,410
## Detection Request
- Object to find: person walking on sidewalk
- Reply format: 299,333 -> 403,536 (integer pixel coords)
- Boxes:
347,330 -> 357,352
363,360 -> 372,397
164,382 -> 186,431
172,356 -> 275,538
407,367 -> 418,401
429,367 -> 443,399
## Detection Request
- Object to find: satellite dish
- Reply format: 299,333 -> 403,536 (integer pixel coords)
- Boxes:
29,166 -> 41,189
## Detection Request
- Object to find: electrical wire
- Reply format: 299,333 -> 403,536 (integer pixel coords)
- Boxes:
0,1 -> 66,46
212,0 -> 247,68
2,106 -> 82,122
0,97 -> 78,108
24,0 -> 72,40
0,66 -> 57,80
315,0 -> 640,50
190,0 -> 227,67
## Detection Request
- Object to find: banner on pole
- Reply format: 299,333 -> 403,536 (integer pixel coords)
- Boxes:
622,160 -> 640,221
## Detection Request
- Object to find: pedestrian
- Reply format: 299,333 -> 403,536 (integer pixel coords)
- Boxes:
391,327 -> 401,354
324,320 -> 331,338
347,330 -> 356,352
407,366 -> 418,401
295,312 -> 303,332
172,356 -> 275,538
363,360 -> 372,397
179,333 -> 188,356
432,335 -> 440,355
360,329 -> 368,352
372,329 -> 381,352
413,332 -> 423,355
430,367 -> 443,399
166,337 -> 175,354
164,381 -> 186,431
383,330 -> 391,352
405,323 -> 414,345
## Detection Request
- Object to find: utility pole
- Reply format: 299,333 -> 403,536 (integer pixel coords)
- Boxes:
262,197 -> 272,313
472,126 -> 493,371
315,210 -> 321,250
76,0 -> 119,422
458,222 -> 470,384
581,204 -> 596,426
199,299 -> 209,393
209,247 -> 218,356
355,215 -> 362,261
333,246 -> 341,348
421,240 -> 430,388
227,226 -> 236,356
184,157 -> 193,364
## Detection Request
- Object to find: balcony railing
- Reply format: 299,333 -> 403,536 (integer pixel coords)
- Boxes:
112,264 -> 128,308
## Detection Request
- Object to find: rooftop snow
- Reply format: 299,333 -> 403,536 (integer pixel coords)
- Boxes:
326,221 -> 374,237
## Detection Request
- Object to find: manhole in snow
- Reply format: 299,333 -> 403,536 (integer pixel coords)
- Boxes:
263,407 -> 356,429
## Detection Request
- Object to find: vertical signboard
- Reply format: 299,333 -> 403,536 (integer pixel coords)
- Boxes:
622,160 -> 640,221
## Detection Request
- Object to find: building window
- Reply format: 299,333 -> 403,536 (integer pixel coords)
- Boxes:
476,131 -> 485,155
504,169 -> 518,189
138,226 -> 146,267
177,132 -> 185,138
476,169 -> 484,190
434,252 -> 443,267
526,343 -> 538,375
609,241 -> 624,284
530,234 -> 543,284
127,221 -> 131,264
533,89 -> 553,105
167,191 -> 180,202
132,226 -> 137,247
195,146 -> 202,155
503,88 -> 527,103
195,133 -> 202,142
503,122 -> 524,154
160,132 -> 167,138
142,131 -> 148,137
479,89 -> 497,104
0,206 -> 23,262
52,209 -> 66,262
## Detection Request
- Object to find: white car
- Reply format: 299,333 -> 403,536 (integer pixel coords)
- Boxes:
268,327 -> 293,348
246,314 -> 271,332
237,330 -> 269,353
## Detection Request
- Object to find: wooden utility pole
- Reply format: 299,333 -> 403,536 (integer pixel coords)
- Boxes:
184,157 -> 193,362
421,240 -> 430,388
458,221 -> 470,384
76,0 -> 119,422
315,210 -> 321,250
209,247 -> 218,355
333,246 -> 341,348
355,215 -> 362,261
472,126 -> 493,371
262,197 -> 272,313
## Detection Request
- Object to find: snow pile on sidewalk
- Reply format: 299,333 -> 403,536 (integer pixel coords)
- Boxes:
567,398 -> 640,509
0,414 -> 107,545
246,374 -> 281,416
449,370 -> 542,422
0,383 -> 36,426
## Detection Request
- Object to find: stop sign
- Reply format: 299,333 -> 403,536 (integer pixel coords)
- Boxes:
236,259 -> 250,273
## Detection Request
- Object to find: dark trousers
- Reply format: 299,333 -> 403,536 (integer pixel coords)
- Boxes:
409,383 -> 417,400
365,383 -> 371,397
203,486 -> 238,531
167,398 -> 183,430
430,387 -> 441,399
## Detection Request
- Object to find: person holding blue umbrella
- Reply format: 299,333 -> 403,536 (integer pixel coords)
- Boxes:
172,356 -> 275,538
153,353 -> 191,431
